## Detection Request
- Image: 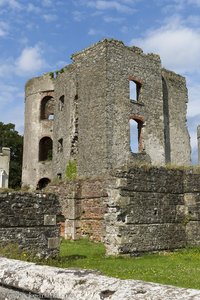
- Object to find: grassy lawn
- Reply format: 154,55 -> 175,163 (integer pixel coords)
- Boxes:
45,239 -> 200,290
1,239 -> 200,290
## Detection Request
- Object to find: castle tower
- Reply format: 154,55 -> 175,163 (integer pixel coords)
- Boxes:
22,74 -> 54,189
22,39 -> 191,189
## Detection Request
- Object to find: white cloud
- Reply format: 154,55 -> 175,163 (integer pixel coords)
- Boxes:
0,84 -> 19,106
15,45 -> 47,74
189,126 -> 198,149
43,14 -> 58,22
130,20 -> 200,74
85,0 -> 136,13
88,28 -> 103,35
160,0 -> 200,13
42,0 -> 53,6
187,84 -> 200,118
72,10 -> 86,22
27,3 -> 40,13
103,15 -> 124,22
1,104 -> 24,133
0,21 -> 9,37
187,0 -> 200,6
0,0 -> 22,10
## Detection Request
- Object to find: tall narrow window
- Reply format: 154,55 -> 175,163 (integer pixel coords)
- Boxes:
59,95 -> 65,111
58,138 -> 63,152
129,118 -> 144,153
162,76 -> 171,163
39,137 -> 53,161
40,96 -> 54,120
129,78 -> 141,101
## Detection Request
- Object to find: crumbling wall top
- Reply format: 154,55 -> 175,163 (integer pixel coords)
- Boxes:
25,73 -> 54,96
71,38 -> 161,63
162,68 -> 186,84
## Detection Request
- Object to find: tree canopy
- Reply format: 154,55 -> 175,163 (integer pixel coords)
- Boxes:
0,122 -> 23,188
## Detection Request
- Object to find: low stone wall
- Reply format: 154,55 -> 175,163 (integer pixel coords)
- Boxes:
0,192 -> 61,257
46,167 -> 200,255
0,258 -> 200,299
105,167 -> 200,255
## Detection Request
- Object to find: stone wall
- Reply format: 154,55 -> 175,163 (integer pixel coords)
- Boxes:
22,39 -> 191,190
105,167 -> 200,255
22,75 -> 54,189
162,69 -> 191,165
48,166 -> 200,256
0,192 -> 61,257
47,178 -> 110,241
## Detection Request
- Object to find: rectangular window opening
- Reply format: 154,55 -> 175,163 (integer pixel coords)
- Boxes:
129,79 -> 141,102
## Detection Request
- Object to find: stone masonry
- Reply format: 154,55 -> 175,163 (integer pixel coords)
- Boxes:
105,167 -> 200,255
21,39 -> 196,256
22,39 -> 191,189
0,192 -> 61,257
46,166 -> 200,255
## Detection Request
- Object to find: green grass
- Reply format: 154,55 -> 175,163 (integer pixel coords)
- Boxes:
1,239 -> 200,290
46,239 -> 200,290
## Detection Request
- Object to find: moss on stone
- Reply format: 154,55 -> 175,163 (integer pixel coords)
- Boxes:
65,160 -> 77,180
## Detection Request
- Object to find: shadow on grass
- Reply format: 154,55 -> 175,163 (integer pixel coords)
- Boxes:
60,254 -> 87,261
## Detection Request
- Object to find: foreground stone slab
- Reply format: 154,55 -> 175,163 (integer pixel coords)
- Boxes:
0,257 -> 200,300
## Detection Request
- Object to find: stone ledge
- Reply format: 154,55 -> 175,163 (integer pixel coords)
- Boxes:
0,257 -> 200,299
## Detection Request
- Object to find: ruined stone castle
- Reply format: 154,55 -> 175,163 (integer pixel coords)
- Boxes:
22,39 -> 191,190
20,39 -> 200,256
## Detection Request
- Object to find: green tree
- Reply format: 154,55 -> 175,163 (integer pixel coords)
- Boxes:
0,122 -> 23,188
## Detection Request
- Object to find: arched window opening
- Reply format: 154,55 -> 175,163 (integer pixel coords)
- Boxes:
59,95 -> 65,111
37,178 -> 50,190
58,138 -> 63,152
40,96 -> 54,120
129,79 -> 141,101
129,118 -> 144,153
39,137 -> 53,161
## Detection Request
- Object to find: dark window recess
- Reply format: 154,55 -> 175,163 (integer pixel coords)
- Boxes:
162,76 -> 171,164
58,138 -> 63,152
40,96 -> 54,120
57,173 -> 62,179
39,137 -> 53,161
56,214 -> 66,223
37,178 -> 51,190
59,95 -> 65,111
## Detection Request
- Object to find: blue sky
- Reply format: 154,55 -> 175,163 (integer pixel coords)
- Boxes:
1,0 -> 200,163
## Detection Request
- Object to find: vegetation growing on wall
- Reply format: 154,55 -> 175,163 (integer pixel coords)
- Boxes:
0,122 -> 23,188
65,160 -> 77,180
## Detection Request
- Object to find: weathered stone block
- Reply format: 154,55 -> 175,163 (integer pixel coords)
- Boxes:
44,215 -> 56,226
48,237 -> 60,249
